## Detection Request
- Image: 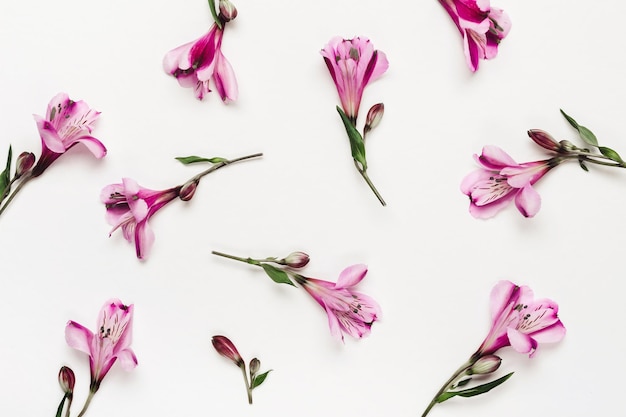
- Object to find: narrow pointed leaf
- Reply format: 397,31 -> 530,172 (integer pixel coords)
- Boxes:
175,156 -> 227,165
207,0 -> 223,29
260,264 -> 294,286
435,372 -> 514,403
560,110 -> 598,147
598,146 -> 625,164
251,370 -> 272,389
336,106 -> 367,170
578,158 -> 589,172
0,146 -> 13,199
456,378 -> 472,388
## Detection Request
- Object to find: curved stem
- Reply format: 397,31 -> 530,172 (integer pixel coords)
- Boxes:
0,173 -> 33,217
421,359 -> 474,417
188,153 -> 263,184
241,365 -> 253,404
353,161 -> 386,206
55,395 -> 66,417
76,391 -> 95,417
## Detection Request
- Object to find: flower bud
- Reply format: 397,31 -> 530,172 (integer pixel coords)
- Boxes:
282,251 -> 310,268
212,335 -> 244,367
364,103 -> 384,132
15,152 -> 35,177
249,357 -> 260,376
559,139 -> 577,152
58,366 -> 75,395
467,355 -> 501,375
219,0 -> 238,22
179,180 -> 199,201
527,129 -> 561,152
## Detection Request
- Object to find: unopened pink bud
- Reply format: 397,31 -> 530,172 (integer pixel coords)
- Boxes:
212,335 -> 244,367
467,355 -> 501,375
16,152 -> 35,177
365,103 -> 384,131
219,0 -> 238,22
249,357 -> 260,376
179,180 -> 198,201
527,129 -> 560,152
282,251 -> 310,268
58,366 -> 75,395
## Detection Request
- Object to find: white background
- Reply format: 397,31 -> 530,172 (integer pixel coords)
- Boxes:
1,0 -> 625,416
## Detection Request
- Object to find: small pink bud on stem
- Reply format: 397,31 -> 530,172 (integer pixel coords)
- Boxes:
219,0 -> 238,21
15,152 -> 35,178
179,180 -> 198,201
58,366 -> 76,395
466,355 -> 501,375
281,251 -> 310,268
212,335 -> 244,368
364,103 -> 384,133
527,129 -> 561,152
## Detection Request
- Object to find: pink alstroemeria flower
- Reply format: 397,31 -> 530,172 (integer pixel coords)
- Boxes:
461,145 -> 556,218
65,299 -> 137,393
31,92 -> 106,177
475,280 -> 566,358
101,179 -> 181,259
438,0 -> 511,71
294,264 -> 381,341
163,24 -> 238,102
321,36 -> 389,123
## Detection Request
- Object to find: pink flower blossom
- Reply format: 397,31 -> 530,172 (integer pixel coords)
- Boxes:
101,178 -> 181,259
321,36 -> 389,123
31,92 -> 106,177
461,145 -> 555,218
476,280 -> 566,358
65,299 -> 137,393
294,264 -> 381,341
438,0 -> 511,71
163,24 -> 238,102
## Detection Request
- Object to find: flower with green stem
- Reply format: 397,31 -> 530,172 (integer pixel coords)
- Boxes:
102,152 -> 262,259
0,93 -> 105,219
321,36 -> 389,206
462,109 -> 626,218
421,280 -> 565,417
211,335 -> 271,404
211,250 -> 381,341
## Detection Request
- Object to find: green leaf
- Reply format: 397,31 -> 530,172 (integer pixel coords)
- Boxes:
0,145 -> 13,199
260,264 -> 295,286
560,109 -> 599,147
336,106 -> 367,170
578,158 -> 589,172
455,378 -> 471,388
175,156 -> 227,165
207,0 -> 223,29
251,370 -> 272,389
598,146 -> 625,164
435,372 -> 514,403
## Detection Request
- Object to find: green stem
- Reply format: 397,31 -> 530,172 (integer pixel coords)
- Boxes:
0,172 -> 33,217
188,153 -> 263,184
64,395 -> 73,417
211,250 -> 261,266
240,364 -> 253,404
55,395 -> 66,417
76,391 -> 95,417
353,161 -> 386,206
421,359 -> 474,417
208,0 -> 223,29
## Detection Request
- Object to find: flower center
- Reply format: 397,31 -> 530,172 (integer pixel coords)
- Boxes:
98,307 -> 129,344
